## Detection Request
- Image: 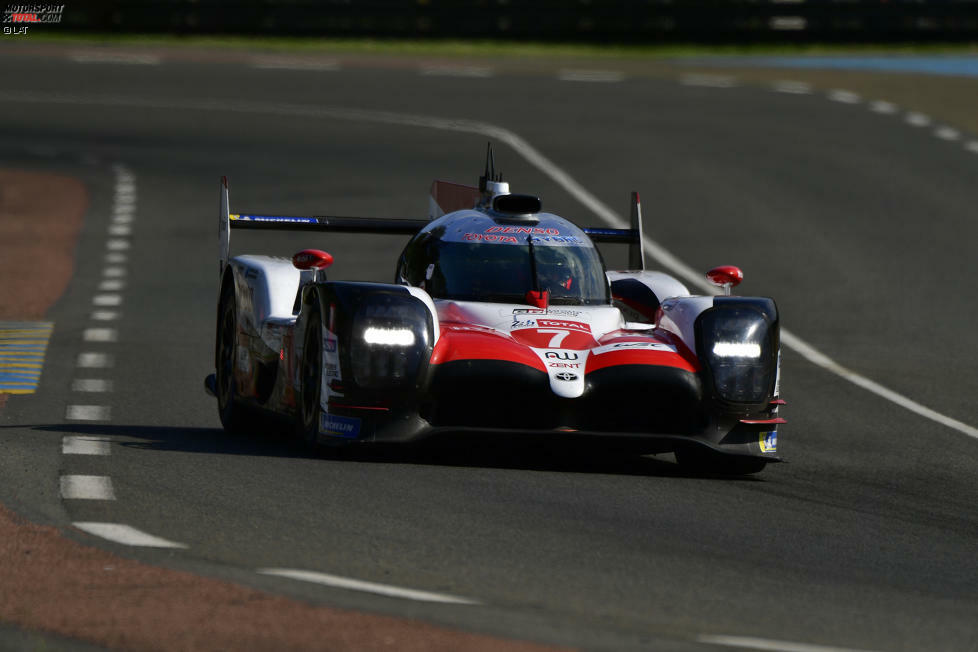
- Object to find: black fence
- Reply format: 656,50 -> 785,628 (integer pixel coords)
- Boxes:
40,1 -> 978,43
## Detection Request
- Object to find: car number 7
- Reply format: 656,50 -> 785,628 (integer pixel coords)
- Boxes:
538,329 -> 569,348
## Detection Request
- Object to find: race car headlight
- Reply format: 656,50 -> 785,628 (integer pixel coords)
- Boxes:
350,295 -> 431,389
696,302 -> 777,407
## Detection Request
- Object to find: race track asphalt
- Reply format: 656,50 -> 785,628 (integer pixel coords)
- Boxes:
0,46 -> 976,651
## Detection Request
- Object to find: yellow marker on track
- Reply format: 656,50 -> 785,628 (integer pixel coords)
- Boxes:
0,322 -> 54,394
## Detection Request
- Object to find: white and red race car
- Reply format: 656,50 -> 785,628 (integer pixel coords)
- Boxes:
206,148 -> 783,474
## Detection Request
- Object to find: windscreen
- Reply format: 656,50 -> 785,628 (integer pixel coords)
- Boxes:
424,240 -> 608,305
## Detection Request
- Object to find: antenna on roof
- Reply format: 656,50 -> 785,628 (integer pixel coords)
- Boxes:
479,142 -> 502,192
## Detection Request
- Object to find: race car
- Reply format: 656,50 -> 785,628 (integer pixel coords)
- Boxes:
205,147 -> 784,475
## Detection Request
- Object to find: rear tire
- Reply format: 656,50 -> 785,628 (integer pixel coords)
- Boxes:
675,446 -> 767,476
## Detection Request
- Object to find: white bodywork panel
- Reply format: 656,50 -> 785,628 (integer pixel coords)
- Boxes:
606,270 -> 692,301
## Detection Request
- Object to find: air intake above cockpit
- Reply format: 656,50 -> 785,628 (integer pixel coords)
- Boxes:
491,194 -> 542,219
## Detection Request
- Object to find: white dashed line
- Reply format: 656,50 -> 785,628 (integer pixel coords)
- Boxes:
421,65 -> 493,78
697,634 -> 877,652
107,224 -> 131,236
258,568 -> 481,605
83,328 -> 118,342
60,475 -> 115,500
106,239 -> 130,251
69,52 -> 161,65
680,73 -> 737,88
91,311 -> 120,321
905,112 -> 932,127
73,522 -> 188,548
558,69 -> 625,83
868,100 -> 899,114
934,127 -> 961,141
97,279 -> 125,291
251,56 -> 340,72
65,404 -> 111,421
102,266 -> 126,278
72,378 -> 113,392
104,252 -> 127,264
62,436 -> 110,456
966,141 -> 978,154
77,352 -> 113,368
828,89 -> 861,104
772,80 -> 812,94
93,294 -> 122,307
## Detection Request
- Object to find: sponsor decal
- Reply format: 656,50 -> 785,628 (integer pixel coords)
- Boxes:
510,319 -> 537,329
324,336 -> 337,352
325,362 -> 339,378
554,372 -> 578,382
232,215 -> 317,224
544,351 -> 579,360
464,232 -> 519,244
759,430 -> 777,453
513,308 -> 581,317
536,319 -> 590,333
592,341 -> 677,355
485,226 -> 560,235
548,362 -> 580,369
320,413 -> 361,439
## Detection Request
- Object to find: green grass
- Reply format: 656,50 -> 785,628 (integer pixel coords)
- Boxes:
19,32 -> 978,59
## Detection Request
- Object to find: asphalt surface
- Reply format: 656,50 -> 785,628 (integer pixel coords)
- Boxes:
1,46 -> 977,651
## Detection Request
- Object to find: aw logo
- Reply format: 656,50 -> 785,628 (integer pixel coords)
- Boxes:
759,430 -> 777,453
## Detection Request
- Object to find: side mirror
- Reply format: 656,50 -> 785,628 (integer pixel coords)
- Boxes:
293,249 -> 334,283
706,265 -> 743,296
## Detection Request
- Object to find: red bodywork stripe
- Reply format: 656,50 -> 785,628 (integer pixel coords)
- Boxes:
739,417 -> 787,425
586,349 -> 698,374
430,324 -> 545,371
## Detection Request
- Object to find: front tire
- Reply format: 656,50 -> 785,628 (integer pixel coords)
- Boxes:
296,302 -> 323,447
216,281 -> 250,433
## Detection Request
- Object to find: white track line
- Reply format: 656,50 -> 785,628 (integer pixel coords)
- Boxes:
83,328 -> 117,342
421,65 -> 493,78
828,89 -> 861,104
558,69 -> 625,83
772,80 -> 812,95
91,311 -> 120,321
69,52 -> 161,65
905,112 -> 932,127
934,127 -> 961,141
698,634 -> 877,652
77,352 -> 112,368
72,378 -> 113,392
60,475 -> 115,500
62,435 -> 110,455
97,279 -> 126,291
1,91 -> 974,441
65,405 -> 111,421
92,294 -> 122,307
102,266 -> 127,278
966,141 -> 978,154
258,568 -> 480,604
680,74 -> 737,88
104,252 -> 127,264
73,522 -> 188,548
251,57 -> 339,72
868,100 -> 898,114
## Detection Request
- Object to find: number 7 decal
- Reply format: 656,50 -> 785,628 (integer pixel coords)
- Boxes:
538,329 -> 569,348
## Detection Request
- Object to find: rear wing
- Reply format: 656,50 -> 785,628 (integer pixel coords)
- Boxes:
219,177 -> 645,280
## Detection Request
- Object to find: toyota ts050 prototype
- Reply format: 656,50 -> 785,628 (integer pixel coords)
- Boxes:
206,148 -> 784,475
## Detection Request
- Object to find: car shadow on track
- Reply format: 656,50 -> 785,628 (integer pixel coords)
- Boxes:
26,423 -> 762,481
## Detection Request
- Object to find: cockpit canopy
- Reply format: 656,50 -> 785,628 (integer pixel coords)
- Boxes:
396,211 -> 609,305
